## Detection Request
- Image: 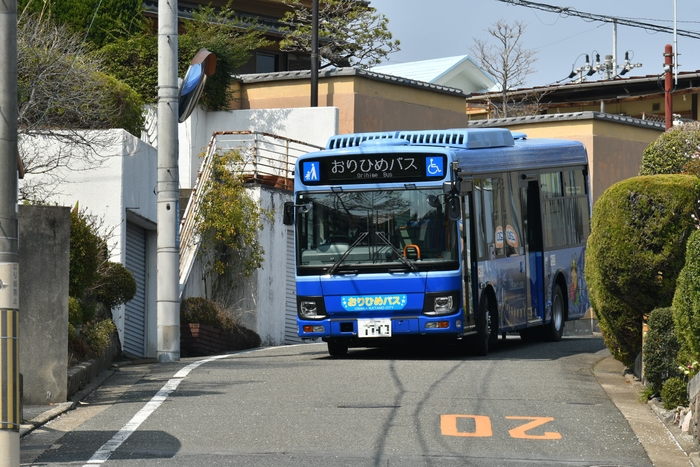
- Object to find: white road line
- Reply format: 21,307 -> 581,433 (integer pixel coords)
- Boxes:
81,354 -> 231,466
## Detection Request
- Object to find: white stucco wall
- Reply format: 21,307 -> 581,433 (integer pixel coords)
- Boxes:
20,129 -> 158,356
178,106 -> 339,189
180,185 -> 292,346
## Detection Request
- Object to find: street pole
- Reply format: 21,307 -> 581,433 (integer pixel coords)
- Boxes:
664,44 -> 674,130
0,0 -> 20,463
310,0 -> 318,107
157,0 -> 180,362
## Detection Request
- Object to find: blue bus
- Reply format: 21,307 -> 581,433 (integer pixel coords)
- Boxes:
283,128 -> 590,356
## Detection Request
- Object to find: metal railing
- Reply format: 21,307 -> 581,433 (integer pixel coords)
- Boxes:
178,131 -> 323,293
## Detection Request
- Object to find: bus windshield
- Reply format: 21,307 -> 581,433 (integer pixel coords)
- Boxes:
295,188 -> 458,274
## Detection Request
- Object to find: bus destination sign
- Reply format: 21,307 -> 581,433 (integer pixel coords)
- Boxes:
301,154 -> 446,185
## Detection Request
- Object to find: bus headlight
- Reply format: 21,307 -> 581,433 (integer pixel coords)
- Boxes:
423,291 -> 459,316
435,296 -> 453,312
298,297 -> 327,319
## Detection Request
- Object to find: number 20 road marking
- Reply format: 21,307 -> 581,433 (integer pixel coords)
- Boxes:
440,415 -> 562,440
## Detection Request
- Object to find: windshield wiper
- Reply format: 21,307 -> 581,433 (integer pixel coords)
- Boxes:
375,232 -> 418,272
327,232 -> 369,275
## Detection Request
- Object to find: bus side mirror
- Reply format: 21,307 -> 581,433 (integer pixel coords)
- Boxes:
283,202 -> 295,225
447,197 -> 460,221
283,201 -> 311,225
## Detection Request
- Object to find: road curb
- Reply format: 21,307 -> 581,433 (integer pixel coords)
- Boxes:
594,355 -> 699,467
20,368 -> 116,439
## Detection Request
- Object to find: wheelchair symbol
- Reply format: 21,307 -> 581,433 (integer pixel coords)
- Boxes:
426,158 -> 443,176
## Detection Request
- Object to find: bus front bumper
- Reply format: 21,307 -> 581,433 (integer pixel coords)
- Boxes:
297,313 -> 464,340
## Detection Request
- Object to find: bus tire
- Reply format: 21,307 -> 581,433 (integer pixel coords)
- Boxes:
471,296 -> 496,356
327,339 -> 349,357
544,284 -> 565,342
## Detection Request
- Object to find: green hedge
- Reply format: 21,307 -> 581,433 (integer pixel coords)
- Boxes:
673,229 -> 700,359
642,307 -> 680,393
585,174 -> 700,366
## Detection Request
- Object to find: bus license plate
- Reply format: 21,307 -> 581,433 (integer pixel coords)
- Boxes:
358,319 -> 392,338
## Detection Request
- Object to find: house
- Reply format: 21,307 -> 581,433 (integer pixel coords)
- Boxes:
465,70 -> 700,123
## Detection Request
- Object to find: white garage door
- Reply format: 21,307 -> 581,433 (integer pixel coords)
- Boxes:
284,228 -> 302,344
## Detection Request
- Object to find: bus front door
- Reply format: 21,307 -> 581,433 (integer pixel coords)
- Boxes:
520,179 -> 545,325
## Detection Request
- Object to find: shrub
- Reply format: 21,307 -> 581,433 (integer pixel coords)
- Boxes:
82,319 -> 117,357
672,229 -> 700,359
69,206 -> 105,299
639,122 -> 700,176
643,307 -> 680,393
181,297 -> 261,350
68,297 -> 82,327
196,149 -> 267,284
661,376 -> 689,410
585,174 -> 700,365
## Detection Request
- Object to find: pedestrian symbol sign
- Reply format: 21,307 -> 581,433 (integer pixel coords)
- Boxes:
304,161 -> 320,182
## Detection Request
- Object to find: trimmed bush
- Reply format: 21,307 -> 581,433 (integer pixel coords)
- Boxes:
585,174 -> 700,366
639,122 -> 700,176
672,229 -> 700,359
661,376 -> 689,410
643,307 -> 680,393
94,261 -> 137,311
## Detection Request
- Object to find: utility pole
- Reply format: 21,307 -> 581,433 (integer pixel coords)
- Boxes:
0,0 -> 20,464
157,0 -> 180,361
664,44 -> 674,130
310,0 -> 319,107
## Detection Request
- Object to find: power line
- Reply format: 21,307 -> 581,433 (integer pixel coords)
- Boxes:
495,0 -> 700,40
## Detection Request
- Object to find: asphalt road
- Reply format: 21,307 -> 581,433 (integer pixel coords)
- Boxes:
23,336 -> 654,467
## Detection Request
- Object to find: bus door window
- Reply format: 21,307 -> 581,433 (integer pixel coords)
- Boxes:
461,193 -> 476,325
479,178 -> 504,259
520,177 -> 544,319
503,173 -> 523,257
474,179 -> 487,260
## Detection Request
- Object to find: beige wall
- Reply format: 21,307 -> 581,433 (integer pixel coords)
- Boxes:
482,119 -> 662,204
238,75 -> 470,134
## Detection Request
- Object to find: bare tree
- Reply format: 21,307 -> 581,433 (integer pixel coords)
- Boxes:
470,20 -> 538,118
17,14 -> 143,201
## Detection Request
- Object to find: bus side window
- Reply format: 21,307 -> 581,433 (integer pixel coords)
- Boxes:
563,170 -> 591,245
540,171 -> 567,247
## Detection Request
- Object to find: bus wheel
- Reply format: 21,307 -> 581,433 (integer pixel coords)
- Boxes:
327,339 -> 349,357
544,284 -> 565,342
471,297 -> 496,356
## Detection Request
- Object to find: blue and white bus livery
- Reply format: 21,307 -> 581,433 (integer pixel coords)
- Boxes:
283,128 -> 591,357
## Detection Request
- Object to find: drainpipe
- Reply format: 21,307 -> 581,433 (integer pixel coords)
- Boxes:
664,44 -> 674,130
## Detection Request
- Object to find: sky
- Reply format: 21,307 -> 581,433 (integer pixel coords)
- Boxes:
367,0 -> 699,88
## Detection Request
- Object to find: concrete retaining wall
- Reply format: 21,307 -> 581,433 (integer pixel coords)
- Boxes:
19,205 -> 70,404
